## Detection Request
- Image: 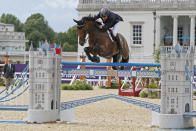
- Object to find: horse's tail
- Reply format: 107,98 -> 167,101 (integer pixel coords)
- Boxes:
121,55 -> 129,63
118,33 -> 129,63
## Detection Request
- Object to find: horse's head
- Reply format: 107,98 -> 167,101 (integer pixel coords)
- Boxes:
73,19 -> 87,46
73,15 -> 99,46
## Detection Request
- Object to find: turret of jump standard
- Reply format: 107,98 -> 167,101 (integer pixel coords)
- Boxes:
26,41 -> 61,123
159,43 -> 194,128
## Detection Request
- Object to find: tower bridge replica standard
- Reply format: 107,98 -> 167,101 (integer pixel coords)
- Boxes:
0,41 -> 195,129
152,43 -> 195,128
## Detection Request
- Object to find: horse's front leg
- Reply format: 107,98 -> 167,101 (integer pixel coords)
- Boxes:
92,45 -> 100,63
84,47 -> 94,61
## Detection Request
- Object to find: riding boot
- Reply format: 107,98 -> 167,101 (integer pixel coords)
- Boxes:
115,35 -> 122,54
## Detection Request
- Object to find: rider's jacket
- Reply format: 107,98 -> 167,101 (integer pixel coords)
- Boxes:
94,11 -> 123,31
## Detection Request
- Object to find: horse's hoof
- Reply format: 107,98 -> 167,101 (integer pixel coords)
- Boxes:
93,57 -> 100,63
112,66 -> 118,70
120,66 -> 124,70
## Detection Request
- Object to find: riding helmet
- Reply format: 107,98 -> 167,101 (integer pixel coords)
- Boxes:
100,8 -> 110,17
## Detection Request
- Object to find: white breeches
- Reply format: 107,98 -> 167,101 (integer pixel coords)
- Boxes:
111,22 -> 120,37
102,22 -> 120,37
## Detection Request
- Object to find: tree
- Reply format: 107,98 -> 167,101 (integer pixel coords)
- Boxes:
54,32 -> 67,45
0,13 -> 23,31
27,30 -> 46,50
23,13 -> 55,50
62,42 -> 74,52
0,13 -> 78,52
65,26 -> 78,51
54,25 -> 78,52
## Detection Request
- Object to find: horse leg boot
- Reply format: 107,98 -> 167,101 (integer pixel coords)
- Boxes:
115,35 -> 122,55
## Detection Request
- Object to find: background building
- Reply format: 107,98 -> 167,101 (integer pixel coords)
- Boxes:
77,0 -> 196,63
0,23 -> 28,63
0,23 -> 78,64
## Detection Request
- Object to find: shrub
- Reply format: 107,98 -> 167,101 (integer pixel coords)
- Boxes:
0,79 -> 4,86
111,81 -> 119,89
99,79 -> 130,89
139,90 -> 148,98
122,83 -> 130,89
61,80 -> 93,90
151,92 -> 158,99
193,91 -> 196,96
99,85 -> 106,89
147,82 -> 157,89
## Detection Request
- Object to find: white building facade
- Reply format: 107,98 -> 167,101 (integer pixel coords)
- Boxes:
77,0 -> 196,63
0,23 -> 28,63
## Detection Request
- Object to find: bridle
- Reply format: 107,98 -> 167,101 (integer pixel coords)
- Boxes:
77,23 -> 88,44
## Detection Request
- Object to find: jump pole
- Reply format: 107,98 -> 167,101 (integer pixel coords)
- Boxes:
80,55 -> 86,80
132,67 -> 136,96
4,53 -> 9,64
106,59 -> 112,88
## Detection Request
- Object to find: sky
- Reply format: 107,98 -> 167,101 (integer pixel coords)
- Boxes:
0,0 -> 79,32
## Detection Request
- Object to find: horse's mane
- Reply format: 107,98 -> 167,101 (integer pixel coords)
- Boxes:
82,16 -> 102,26
82,16 -> 95,22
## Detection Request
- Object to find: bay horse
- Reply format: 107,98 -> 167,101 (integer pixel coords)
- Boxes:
73,16 -> 129,69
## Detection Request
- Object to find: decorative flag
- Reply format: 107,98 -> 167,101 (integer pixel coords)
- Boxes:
55,44 -> 61,55
49,44 -> 54,48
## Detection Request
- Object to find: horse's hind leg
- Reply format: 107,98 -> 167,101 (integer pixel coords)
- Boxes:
120,56 -> 129,70
112,54 -> 120,70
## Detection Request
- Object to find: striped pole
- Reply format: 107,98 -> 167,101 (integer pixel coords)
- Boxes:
80,55 -> 86,80
106,59 -> 112,88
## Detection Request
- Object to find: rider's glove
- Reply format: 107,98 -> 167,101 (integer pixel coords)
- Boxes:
98,25 -> 102,29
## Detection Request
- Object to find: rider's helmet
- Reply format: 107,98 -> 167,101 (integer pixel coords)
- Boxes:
100,8 -> 110,17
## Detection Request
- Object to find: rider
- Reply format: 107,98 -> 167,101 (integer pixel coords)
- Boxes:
94,7 -> 123,54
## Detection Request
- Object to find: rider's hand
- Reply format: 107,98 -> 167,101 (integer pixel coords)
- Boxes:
98,25 -> 102,29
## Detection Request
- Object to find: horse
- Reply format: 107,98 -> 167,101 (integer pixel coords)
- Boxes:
73,16 -> 129,70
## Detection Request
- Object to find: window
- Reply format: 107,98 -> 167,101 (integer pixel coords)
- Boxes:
185,88 -> 189,93
195,27 -> 196,45
171,108 -> 175,114
39,73 -> 41,78
185,103 -> 190,112
178,26 -> 183,45
168,75 -> 170,80
38,59 -> 43,64
42,72 -> 45,78
42,94 -> 45,103
170,62 -> 176,66
171,98 -> 175,104
132,25 -> 142,44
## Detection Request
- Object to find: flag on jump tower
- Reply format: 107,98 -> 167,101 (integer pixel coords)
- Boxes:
55,44 -> 61,55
